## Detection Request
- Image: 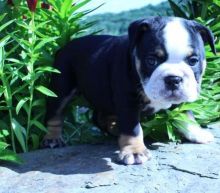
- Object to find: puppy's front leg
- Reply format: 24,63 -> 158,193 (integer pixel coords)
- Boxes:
117,109 -> 151,165
177,111 -> 214,144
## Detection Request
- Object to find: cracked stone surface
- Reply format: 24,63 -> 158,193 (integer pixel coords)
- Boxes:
0,124 -> 220,193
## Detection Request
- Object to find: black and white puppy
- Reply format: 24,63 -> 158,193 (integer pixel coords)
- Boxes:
43,17 -> 216,165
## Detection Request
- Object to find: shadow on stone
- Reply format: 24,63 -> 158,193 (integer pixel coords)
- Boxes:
4,143 -> 118,175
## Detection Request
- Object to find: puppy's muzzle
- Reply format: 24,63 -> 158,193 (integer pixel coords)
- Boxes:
164,75 -> 183,90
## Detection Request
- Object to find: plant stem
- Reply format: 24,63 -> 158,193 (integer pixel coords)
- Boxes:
8,109 -> 16,152
0,46 -> 16,152
2,78 -> 16,152
26,12 -> 36,151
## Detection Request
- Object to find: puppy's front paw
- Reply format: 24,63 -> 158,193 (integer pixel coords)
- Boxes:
41,137 -> 66,149
118,146 -> 151,165
118,134 -> 151,165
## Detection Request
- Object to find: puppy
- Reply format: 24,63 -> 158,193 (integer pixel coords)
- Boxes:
43,17 -> 216,165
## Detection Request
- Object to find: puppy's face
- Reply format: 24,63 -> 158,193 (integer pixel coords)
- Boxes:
129,17 -> 216,111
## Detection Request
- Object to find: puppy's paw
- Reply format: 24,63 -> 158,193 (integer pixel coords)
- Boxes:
178,111 -> 214,144
41,138 -> 66,149
118,134 -> 151,165
180,123 -> 214,144
118,146 -> 151,165
187,129 -> 214,144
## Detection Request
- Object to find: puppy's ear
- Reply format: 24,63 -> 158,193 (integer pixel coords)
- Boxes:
191,21 -> 216,55
128,19 -> 150,51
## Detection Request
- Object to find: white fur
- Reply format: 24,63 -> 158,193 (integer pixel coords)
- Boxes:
148,100 -> 172,113
164,18 -> 192,62
177,122 -> 214,144
202,59 -> 207,75
145,61 -> 199,108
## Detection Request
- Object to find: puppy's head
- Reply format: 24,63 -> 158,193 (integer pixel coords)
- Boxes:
129,17 -> 216,110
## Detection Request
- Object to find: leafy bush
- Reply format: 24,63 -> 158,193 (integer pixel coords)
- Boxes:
0,0 -> 94,162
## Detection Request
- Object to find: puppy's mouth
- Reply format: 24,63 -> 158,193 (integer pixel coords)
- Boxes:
160,89 -> 187,104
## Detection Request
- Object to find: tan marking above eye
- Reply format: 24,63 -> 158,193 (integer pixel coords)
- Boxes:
155,48 -> 165,57
186,48 -> 194,57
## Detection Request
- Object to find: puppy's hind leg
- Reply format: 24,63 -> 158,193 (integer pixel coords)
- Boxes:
177,111 -> 214,144
42,89 -> 77,148
42,51 -> 77,148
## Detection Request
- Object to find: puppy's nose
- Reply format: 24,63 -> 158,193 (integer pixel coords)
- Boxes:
164,75 -> 183,90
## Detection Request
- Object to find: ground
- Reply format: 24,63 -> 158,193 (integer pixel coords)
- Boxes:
0,123 -> 220,193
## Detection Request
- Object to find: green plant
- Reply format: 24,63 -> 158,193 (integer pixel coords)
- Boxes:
0,15 -> 23,163
0,141 -> 23,164
0,0 -> 94,158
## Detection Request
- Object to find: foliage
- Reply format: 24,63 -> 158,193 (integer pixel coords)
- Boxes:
63,106 -> 107,145
0,141 -> 23,164
0,0 -> 94,163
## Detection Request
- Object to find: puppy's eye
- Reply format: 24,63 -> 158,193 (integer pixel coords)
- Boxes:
146,57 -> 158,66
188,56 -> 199,66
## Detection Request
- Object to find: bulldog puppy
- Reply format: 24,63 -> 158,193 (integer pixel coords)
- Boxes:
43,17 -> 216,165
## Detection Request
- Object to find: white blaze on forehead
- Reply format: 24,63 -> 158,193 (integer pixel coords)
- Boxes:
163,19 -> 191,61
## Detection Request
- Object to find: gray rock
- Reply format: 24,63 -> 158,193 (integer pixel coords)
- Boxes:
0,126 -> 220,193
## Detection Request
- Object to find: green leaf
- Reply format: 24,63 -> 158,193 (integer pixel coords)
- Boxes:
11,35 -> 31,52
0,141 -> 9,149
0,13 -> 6,22
142,126 -> 152,137
60,0 -> 73,18
0,19 -> 14,32
32,99 -> 45,107
142,118 -> 167,128
31,120 -> 47,132
34,37 -> 58,52
0,86 -> 5,94
16,97 -> 29,115
35,85 -> 57,97
36,66 -> 60,74
31,134 -> 39,150
12,119 -> 27,152
16,20 -> 30,30
0,128 -> 9,137
70,0 -> 92,14
0,37 -> 10,56
35,21 -> 51,30
168,0 -> 188,18
166,122 -> 176,141
171,120 -> 189,132
0,149 -> 23,164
